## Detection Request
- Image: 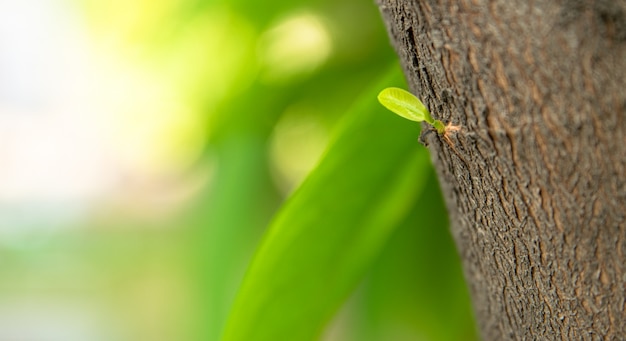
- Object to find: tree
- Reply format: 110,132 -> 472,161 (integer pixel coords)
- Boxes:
377,0 -> 626,339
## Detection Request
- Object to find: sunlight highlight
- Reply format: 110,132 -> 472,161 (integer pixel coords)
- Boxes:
269,107 -> 328,193
258,12 -> 332,82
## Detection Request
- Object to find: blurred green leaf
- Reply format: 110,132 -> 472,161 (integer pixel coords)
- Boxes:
352,171 -> 478,341
221,66 -> 432,341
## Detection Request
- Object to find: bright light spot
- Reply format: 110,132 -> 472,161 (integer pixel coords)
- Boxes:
0,0 -> 216,230
91,61 -> 205,179
270,107 -> 328,193
0,1 -> 115,207
258,12 -> 332,83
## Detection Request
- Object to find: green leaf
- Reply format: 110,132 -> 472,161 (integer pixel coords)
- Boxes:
377,87 -> 433,124
353,172 -> 478,341
221,67 -> 433,341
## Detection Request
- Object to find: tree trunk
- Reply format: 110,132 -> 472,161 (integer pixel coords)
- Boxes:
376,0 -> 626,339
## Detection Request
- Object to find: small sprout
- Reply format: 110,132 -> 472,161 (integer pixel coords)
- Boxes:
378,87 -> 461,145
377,87 -> 444,133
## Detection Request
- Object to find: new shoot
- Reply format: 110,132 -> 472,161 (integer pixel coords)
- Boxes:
377,87 -> 460,144
377,87 -> 445,132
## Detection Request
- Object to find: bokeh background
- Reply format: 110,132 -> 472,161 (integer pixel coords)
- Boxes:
0,0 -> 477,340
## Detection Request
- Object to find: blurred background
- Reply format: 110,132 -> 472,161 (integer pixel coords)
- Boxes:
0,0 -> 475,340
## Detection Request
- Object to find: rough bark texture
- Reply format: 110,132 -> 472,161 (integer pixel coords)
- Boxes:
377,0 -> 625,340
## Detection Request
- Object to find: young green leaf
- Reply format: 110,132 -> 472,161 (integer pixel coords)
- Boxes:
378,87 -> 447,134
377,87 -> 433,123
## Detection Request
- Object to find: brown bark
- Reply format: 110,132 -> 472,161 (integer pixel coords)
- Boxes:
376,0 -> 626,340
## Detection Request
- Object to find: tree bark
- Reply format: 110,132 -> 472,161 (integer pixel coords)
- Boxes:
376,0 -> 626,340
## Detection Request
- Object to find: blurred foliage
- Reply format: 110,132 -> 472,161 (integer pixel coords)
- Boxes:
0,0 -> 477,340
222,68 -> 432,341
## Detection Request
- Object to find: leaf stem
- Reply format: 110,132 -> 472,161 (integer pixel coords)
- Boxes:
432,120 -> 445,134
